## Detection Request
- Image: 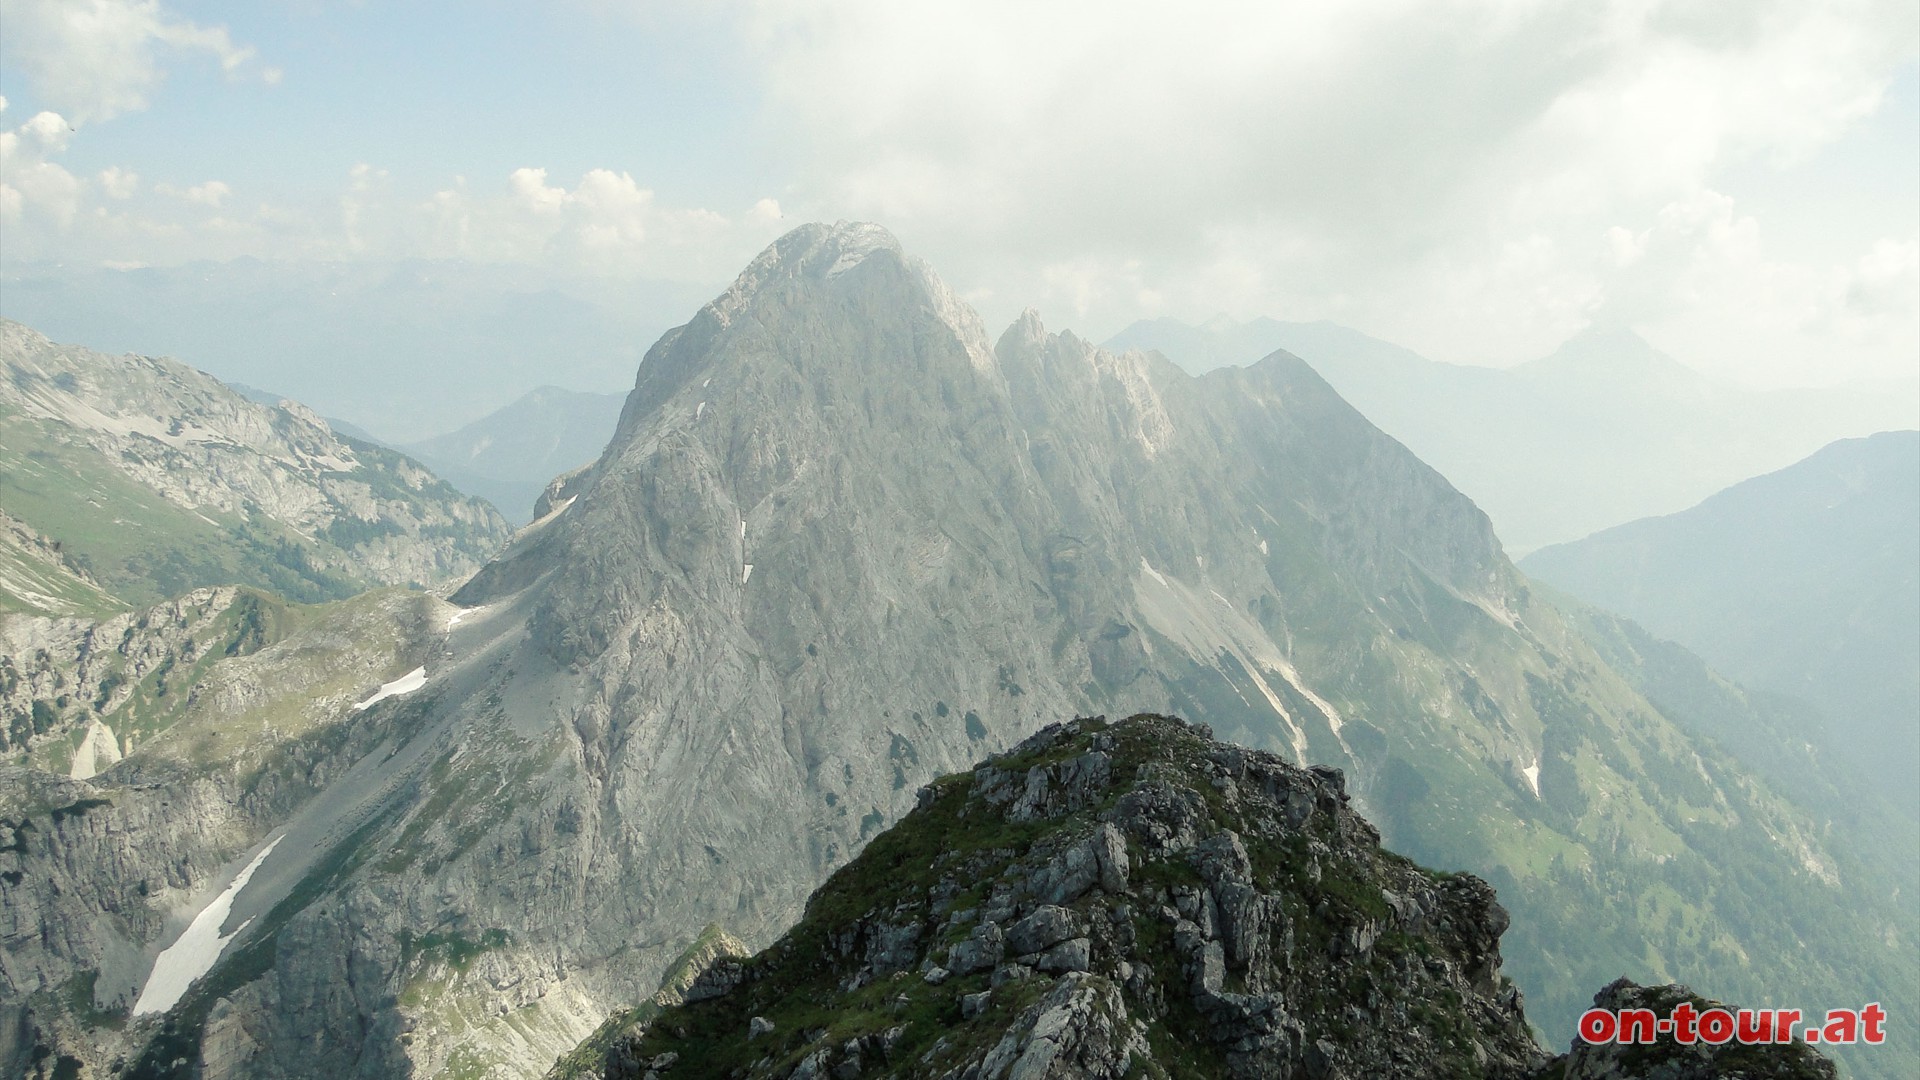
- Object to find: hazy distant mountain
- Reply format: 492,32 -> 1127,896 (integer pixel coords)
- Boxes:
12,225 -> 1910,1080
0,319 -> 512,611
400,386 -> 628,524
1522,431 -> 1920,818
0,258 -> 694,440
1105,317 -> 1920,552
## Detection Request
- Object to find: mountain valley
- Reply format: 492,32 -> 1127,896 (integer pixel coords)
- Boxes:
1522,432 -> 1920,820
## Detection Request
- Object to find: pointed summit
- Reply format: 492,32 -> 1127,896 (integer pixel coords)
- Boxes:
1516,322 -> 1703,389
735,220 -> 904,287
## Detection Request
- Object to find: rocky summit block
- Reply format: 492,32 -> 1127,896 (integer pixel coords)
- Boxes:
587,714 -> 1838,1080
1537,979 -> 1839,1080
566,719 -> 1528,1076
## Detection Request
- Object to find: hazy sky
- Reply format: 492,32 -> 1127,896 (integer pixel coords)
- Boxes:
2,0 -> 1916,394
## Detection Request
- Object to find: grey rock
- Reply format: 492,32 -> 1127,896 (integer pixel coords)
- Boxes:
1091,823 -> 1129,894
972,973 -> 1149,1080
749,1015 -> 775,1039
1029,834 -> 1106,907
1033,938 -> 1092,975
1192,830 -> 1253,887
865,917 -> 924,975
1213,881 -> 1275,973
992,963 -> 1034,988
948,923 -> 1005,976
1006,906 -> 1081,956
685,958 -> 748,1003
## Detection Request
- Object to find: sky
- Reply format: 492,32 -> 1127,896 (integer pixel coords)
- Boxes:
1,0 -> 1916,434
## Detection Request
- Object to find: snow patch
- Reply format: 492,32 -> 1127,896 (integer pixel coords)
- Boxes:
1258,539 -> 1269,556
68,718 -> 122,780
742,563 -> 754,584
696,401 -> 707,419
351,666 -> 427,712
1522,758 -> 1541,798
1133,559 -> 1355,759
134,836 -> 284,1015
445,607 -> 472,630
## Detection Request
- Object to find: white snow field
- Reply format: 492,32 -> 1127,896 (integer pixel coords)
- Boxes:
351,666 -> 428,712
133,835 -> 284,1015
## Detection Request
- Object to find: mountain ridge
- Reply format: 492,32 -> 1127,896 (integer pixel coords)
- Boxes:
0,318 -> 513,610
5,224 -> 1912,1080
1522,430 -> 1920,818
1103,316 -> 1920,551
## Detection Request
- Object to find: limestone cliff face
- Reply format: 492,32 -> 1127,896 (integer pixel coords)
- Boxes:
5,225 -> 1909,1079
0,589 -> 445,1079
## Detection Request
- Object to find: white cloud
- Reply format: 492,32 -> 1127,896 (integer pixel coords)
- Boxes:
96,166 -> 139,198
420,167 -> 772,277
726,0 -> 1918,382
0,2 -> 1909,387
748,197 -> 784,224
0,0 -> 273,123
0,110 -> 82,227
155,179 -> 230,207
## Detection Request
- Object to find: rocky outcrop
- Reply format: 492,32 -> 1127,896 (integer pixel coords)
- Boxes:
0,318 -> 510,606
1,587 -> 275,771
1540,979 -> 1839,1080
609,715 -> 1547,1078
550,926 -> 752,1080
597,715 -> 1836,1080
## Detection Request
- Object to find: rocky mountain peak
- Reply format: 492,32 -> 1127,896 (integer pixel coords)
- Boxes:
1517,322 -> 1701,391
600,222 -> 1000,458
589,713 -> 1546,1079
583,714 -> 1835,1080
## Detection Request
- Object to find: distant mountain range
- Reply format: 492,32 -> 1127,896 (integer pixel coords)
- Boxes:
0,258 -> 687,440
227,380 -> 623,525
1522,431 -> 1920,818
0,318 -> 511,615
399,387 -> 628,525
1104,317 -> 1920,553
